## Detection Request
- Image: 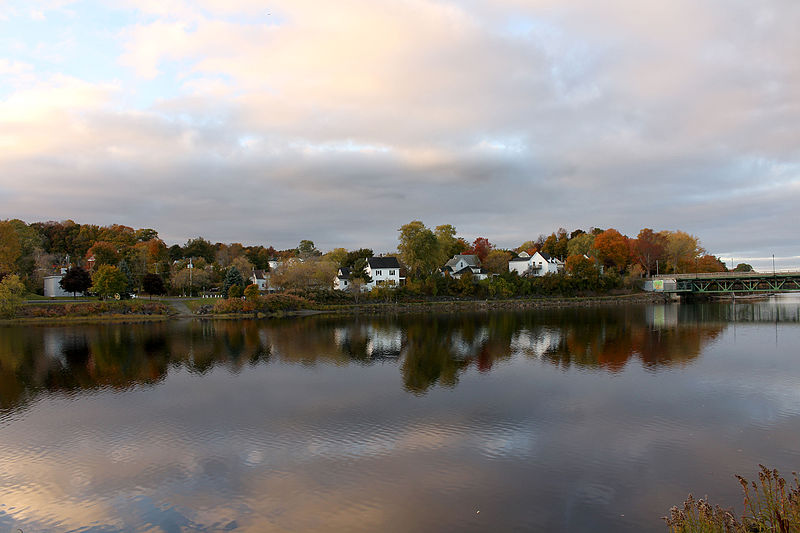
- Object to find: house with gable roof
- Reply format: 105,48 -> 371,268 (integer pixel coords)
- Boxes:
508,251 -> 564,277
334,257 -> 404,291
441,254 -> 489,281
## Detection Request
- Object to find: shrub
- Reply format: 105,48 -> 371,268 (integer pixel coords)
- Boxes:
664,465 -> 800,533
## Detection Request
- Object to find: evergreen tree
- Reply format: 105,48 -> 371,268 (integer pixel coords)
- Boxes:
222,266 -> 245,297
117,259 -> 135,296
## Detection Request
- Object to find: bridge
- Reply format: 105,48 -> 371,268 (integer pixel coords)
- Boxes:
645,271 -> 800,294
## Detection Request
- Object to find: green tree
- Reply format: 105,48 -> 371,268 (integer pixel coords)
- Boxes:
567,232 -> 595,257
117,259 -> 135,295
0,274 -> 26,318
228,284 -> 243,298
733,263 -> 753,272
434,224 -> 467,264
183,237 -> 216,263
0,221 -> 22,273
90,265 -> 128,300
297,239 -> 321,259
222,266 -> 246,297
59,266 -> 92,298
398,220 -> 440,278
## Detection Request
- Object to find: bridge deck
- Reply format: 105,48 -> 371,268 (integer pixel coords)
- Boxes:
646,272 -> 800,293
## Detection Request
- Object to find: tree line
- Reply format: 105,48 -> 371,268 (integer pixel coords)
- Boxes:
0,218 -> 748,302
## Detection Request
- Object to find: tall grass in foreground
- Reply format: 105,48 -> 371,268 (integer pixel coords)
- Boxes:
665,465 -> 800,532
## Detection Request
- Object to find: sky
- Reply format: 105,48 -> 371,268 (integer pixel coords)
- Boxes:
1,0 -> 798,270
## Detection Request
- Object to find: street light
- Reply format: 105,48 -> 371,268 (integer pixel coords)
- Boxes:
773,254 -> 775,276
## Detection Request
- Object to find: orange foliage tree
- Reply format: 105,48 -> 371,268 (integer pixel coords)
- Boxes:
591,229 -> 630,270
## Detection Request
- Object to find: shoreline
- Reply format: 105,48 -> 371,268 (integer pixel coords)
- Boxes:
2,292 -> 668,325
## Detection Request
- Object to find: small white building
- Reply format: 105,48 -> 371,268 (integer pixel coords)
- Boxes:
365,257 -> 403,289
334,267 -> 352,291
44,272 -> 70,297
250,269 -> 268,291
334,257 -> 403,291
441,254 -> 489,280
508,251 -> 564,277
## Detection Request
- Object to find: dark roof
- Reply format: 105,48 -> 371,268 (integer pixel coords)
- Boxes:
368,256 -> 401,269
338,267 -> 351,279
538,251 -> 552,261
252,269 -> 266,280
509,256 -> 532,262
445,254 -> 480,269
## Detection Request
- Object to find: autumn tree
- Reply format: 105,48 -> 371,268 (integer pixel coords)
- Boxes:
468,237 -> 493,262
0,221 -> 22,273
323,248 -> 348,267
435,224 -> 468,264
86,241 -> 119,268
696,255 -> 727,273
0,274 -> 26,318
591,229 -> 630,270
484,249 -> 511,274
663,231 -> 703,273
270,258 -> 337,290
567,233 -> 594,257
173,267 -> 210,296
398,221 -> 439,278
243,284 -> 261,300
90,265 -> 128,299
59,267 -> 92,298
633,228 -> 666,276
517,240 -> 539,255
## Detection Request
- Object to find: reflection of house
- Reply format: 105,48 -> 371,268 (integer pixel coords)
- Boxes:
441,254 -> 488,280
508,251 -> 563,276
510,328 -> 562,358
333,324 -> 403,358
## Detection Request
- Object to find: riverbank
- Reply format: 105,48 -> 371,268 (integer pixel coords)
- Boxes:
1,292 -> 668,325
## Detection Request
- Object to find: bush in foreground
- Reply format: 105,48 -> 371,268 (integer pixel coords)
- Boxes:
665,465 -> 800,532
211,294 -> 312,315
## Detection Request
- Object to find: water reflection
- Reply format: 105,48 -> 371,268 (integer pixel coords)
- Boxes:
1,299 -> 799,533
4,301 -> 798,411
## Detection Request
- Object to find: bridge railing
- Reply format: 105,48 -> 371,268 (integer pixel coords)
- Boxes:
648,270 -> 800,280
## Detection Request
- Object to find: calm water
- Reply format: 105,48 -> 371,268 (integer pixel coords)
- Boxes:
1,297 -> 799,532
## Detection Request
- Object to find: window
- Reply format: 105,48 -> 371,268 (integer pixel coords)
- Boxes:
376,270 -> 382,275
389,270 -> 395,275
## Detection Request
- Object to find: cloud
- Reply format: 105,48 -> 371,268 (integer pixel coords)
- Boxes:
0,0 -> 798,264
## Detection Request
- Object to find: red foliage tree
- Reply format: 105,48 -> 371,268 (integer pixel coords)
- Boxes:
467,237 -> 493,262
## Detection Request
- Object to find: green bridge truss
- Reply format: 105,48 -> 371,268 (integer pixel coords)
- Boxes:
671,273 -> 800,293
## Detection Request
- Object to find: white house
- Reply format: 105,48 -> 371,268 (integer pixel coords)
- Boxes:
508,251 -> 564,276
365,256 -> 403,289
250,269 -> 268,291
441,254 -> 489,280
335,257 -> 403,291
334,267 -> 352,291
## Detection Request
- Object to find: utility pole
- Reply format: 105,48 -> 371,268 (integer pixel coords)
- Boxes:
189,258 -> 194,297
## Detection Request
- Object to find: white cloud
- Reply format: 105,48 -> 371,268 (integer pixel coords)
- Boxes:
0,0 -> 798,261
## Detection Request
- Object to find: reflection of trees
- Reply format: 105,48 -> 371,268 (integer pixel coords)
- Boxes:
533,307 -> 725,372
0,304 -> 747,410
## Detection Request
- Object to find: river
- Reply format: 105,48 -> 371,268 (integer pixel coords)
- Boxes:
1,296 -> 799,532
